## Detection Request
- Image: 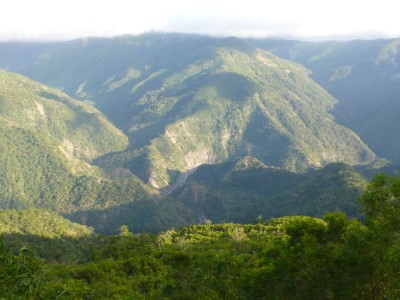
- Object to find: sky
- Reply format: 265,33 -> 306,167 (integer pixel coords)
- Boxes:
1,0 -> 400,41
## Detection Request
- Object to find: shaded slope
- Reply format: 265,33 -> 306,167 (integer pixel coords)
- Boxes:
249,38 -> 400,163
174,157 -> 367,223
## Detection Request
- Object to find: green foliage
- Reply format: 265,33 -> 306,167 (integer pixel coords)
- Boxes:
1,174 -> 400,299
0,239 -> 46,299
67,196 -> 198,234
0,70 -> 153,214
0,34 -> 377,189
175,161 -> 367,223
0,209 -> 93,239
0,70 -> 128,162
0,35 -> 400,299
0,121 -> 153,213
250,37 -> 400,165
0,124 -> 75,210
360,173 -> 400,230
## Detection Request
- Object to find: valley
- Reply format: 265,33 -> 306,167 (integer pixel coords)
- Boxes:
0,33 -> 400,298
1,34 -> 398,232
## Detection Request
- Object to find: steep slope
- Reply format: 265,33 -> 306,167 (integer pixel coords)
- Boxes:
93,36 -> 376,188
0,34 -> 377,188
174,158 -> 367,224
0,70 -> 128,162
0,70 -> 152,212
249,38 -> 400,163
0,120 -> 75,210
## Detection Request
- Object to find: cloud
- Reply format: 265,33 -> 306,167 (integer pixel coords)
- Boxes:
1,0 -> 400,41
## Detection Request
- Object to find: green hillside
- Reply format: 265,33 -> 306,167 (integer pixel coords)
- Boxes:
118,37 -> 377,188
0,118 -> 152,212
0,208 -> 96,264
0,121 -> 75,210
1,66 -> 372,234
0,35 -> 399,299
249,38 -> 400,164
65,159 -> 374,234
0,208 -> 93,239
0,70 -> 153,213
1,34 -> 378,188
0,70 -> 128,162
174,158 -> 367,224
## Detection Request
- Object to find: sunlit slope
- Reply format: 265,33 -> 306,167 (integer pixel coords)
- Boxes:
0,70 -> 128,162
0,70 -> 153,211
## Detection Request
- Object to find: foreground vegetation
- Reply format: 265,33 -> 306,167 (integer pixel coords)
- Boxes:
1,174 -> 399,299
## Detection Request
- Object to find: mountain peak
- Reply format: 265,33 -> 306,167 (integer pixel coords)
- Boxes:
215,36 -> 256,54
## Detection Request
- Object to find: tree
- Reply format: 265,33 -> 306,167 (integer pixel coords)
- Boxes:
0,239 -> 46,299
357,174 -> 400,299
118,225 -> 131,237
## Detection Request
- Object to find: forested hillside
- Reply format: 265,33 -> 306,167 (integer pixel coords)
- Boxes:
0,69 -> 381,234
0,35 -> 396,235
0,34 -> 379,189
175,158 -> 367,223
0,70 -> 128,162
0,70 -> 153,214
0,34 -> 400,298
65,161 -> 374,234
249,38 -> 400,164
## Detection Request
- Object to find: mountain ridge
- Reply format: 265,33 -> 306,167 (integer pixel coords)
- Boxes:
0,34 -> 378,188
0,34 -> 396,233
248,37 -> 400,164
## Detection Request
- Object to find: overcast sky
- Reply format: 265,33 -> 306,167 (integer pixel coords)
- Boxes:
1,0 -> 399,41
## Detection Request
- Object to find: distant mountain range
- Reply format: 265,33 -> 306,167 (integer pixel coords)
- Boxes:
0,33 -> 399,232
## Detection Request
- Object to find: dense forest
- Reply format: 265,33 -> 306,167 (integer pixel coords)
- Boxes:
1,174 -> 399,299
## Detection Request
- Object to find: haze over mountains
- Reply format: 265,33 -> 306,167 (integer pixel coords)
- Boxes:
0,33 -> 399,232
249,38 -> 400,163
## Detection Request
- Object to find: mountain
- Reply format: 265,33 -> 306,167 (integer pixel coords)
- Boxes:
248,38 -> 400,164
0,70 -> 152,212
173,158 -> 367,224
1,36 -> 400,299
0,69 -> 128,162
0,34 -> 378,188
63,158 -> 373,234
